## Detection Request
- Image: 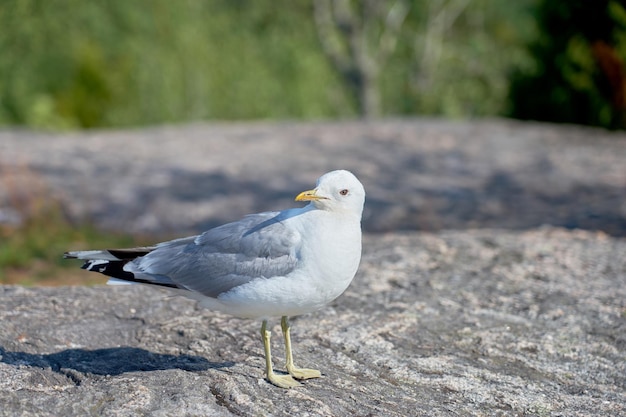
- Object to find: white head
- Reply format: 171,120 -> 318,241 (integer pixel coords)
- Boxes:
295,170 -> 365,217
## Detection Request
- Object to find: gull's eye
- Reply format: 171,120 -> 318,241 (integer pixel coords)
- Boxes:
339,189 -> 349,196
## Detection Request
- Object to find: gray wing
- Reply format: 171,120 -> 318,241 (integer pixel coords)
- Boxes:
125,210 -> 302,298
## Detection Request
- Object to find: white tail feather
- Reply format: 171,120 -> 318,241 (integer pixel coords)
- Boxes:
106,278 -> 135,286
64,250 -> 120,261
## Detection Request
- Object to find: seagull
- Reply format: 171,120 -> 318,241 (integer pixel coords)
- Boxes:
65,170 -> 365,388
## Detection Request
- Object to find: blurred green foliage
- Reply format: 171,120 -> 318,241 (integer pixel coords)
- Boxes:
3,0 -> 623,129
0,202 -> 141,286
0,0 -> 537,128
393,0 -> 537,117
0,160 -> 142,285
0,0 -> 350,128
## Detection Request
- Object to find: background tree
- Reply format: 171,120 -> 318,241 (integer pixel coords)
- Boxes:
410,0 -> 472,103
312,0 -> 410,118
0,0 -> 543,129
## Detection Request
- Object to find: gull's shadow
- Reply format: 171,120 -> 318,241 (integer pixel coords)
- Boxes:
0,346 -> 233,376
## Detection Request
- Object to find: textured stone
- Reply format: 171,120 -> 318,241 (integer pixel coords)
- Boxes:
1,119 -> 625,415
1,119 -> 625,236
1,228 -> 625,416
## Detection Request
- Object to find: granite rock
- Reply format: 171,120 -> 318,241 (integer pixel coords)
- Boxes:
1,228 -> 625,416
1,119 -> 625,236
1,119 -> 625,415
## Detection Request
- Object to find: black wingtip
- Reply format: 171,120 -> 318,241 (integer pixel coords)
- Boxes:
81,259 -> 179,289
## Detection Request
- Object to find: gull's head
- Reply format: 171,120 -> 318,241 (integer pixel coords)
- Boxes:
295,170 -> 365,217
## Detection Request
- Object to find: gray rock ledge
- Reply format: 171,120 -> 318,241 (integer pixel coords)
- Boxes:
2,119 -> 626,236
2,228 -> 625,416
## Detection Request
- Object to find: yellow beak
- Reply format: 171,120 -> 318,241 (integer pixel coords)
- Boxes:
295,189 -> 328,201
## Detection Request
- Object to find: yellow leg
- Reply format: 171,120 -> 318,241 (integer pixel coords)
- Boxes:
281,316 -> 322,380
261,320 -> 300,388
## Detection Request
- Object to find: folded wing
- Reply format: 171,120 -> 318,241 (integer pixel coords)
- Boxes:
65,210 -> 303,298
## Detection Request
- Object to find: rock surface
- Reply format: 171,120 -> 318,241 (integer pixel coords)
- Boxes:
1,119 -> 626,415
1,119 -> 625,235
1,228 -> 625,416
